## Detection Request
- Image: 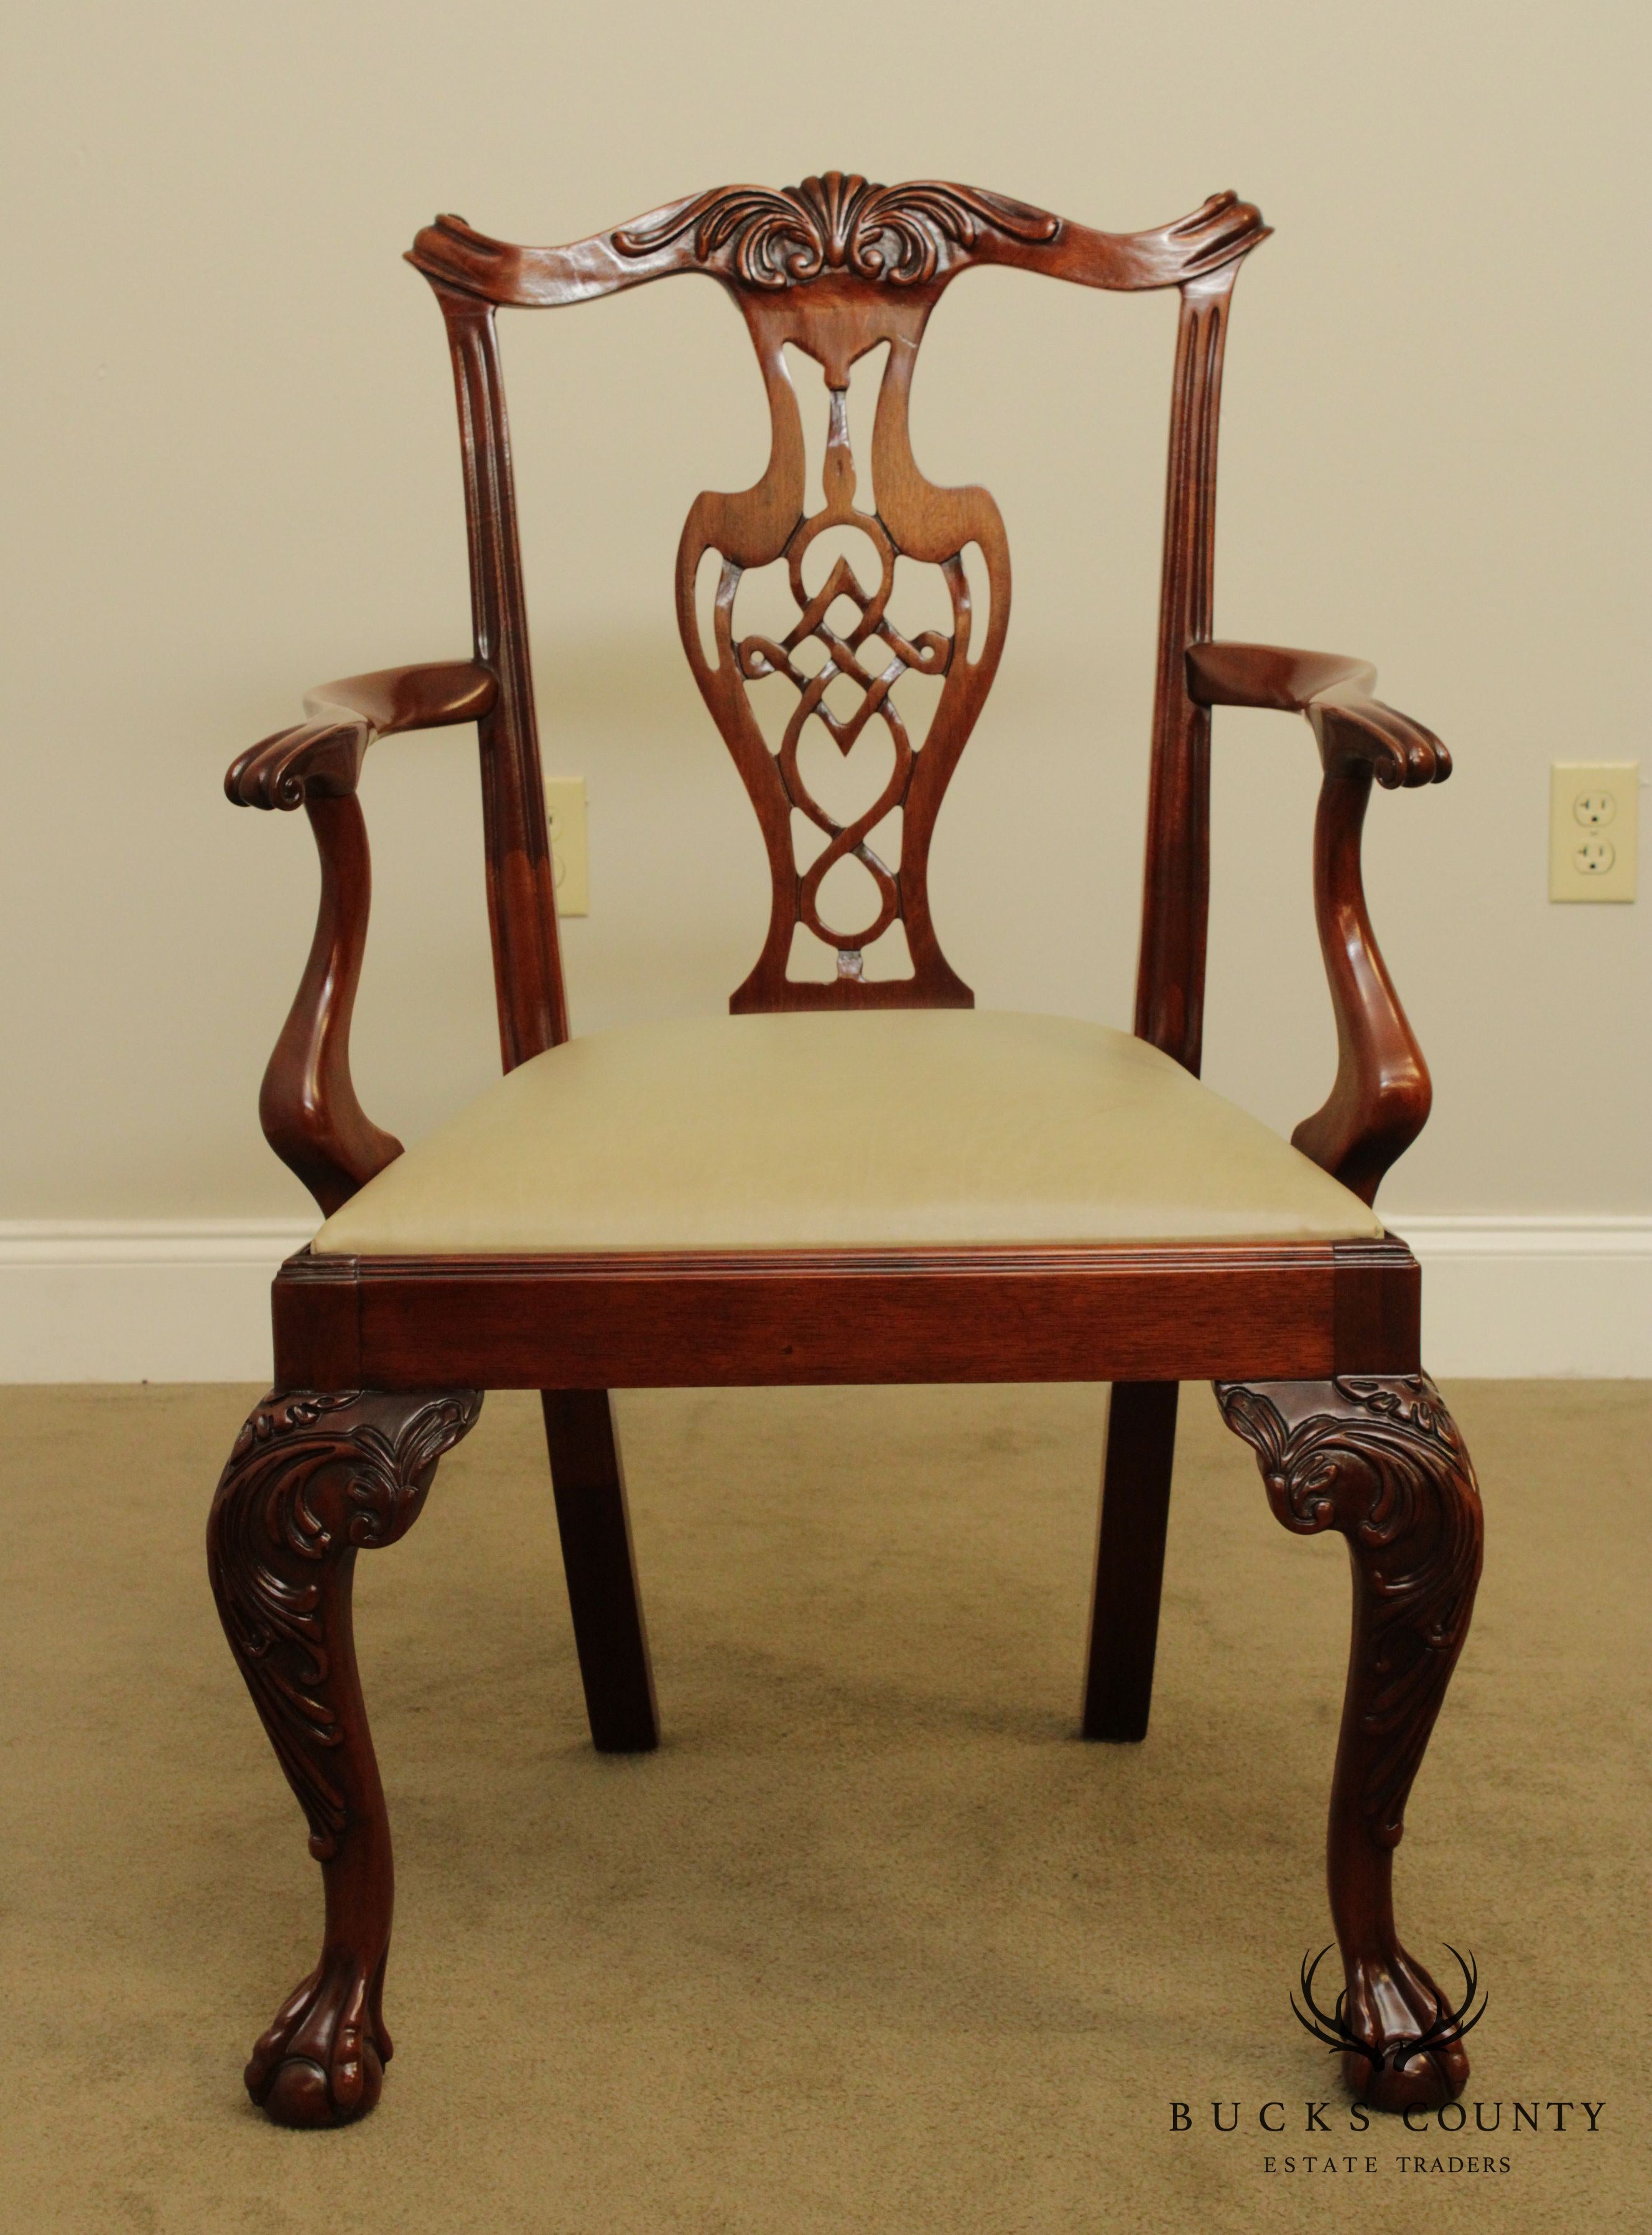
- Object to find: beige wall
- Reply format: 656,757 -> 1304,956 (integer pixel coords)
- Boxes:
4,0 -> 1646,1223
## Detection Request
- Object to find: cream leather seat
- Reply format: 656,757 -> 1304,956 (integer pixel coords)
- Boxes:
313,1010 -> 1381,1257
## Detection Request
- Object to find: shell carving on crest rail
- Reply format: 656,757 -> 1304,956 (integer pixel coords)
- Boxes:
614,172 -> 1061,290
407,183 -> 1267,306
397,170 -> 1271,1015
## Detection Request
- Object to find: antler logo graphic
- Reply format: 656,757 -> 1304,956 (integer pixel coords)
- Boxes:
1291,1946 -> 1488,2075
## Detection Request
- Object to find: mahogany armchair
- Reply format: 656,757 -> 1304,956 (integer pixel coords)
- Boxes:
209,175 -> 1482,2129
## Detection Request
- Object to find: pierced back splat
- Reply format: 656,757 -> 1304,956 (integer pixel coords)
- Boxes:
409,175 -> 1269,1047
676,286 -> 1007,1008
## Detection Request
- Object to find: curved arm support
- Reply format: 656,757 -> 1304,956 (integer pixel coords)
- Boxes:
1187,641 -> 1450,1206
256,791 -> 403,1216
225,661 -> 496,1214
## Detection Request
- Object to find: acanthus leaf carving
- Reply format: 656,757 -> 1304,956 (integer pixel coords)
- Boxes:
1213,1370 -> 1483,2109
208,1388 -> 483,1860
1213,1373 -> 1482,1847
615,171 -> 1060,290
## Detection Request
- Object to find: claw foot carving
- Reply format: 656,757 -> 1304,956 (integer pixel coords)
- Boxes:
209,1388 -> 481,2124
246,1953 -> 389,2127
1341,1947 -> 1472,2112
1215,1372 -> 1483,2108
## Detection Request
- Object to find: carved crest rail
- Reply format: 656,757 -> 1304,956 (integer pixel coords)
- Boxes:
407,175 -> 1268,1034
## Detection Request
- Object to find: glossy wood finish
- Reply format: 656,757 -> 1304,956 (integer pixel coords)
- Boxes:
674,287 -> 993,1004
249,794 -> 402,1217
430,287 -> 568,1069
1189,641 -> 1449,1201
407,179 -> 1269,309
1217,1375 -> 1482,2111
1082,1381 -> 1180,1740
217,176 -> 1475,2126
271,1238 -> 1421,1393
229,661 -> 498,808
407,177 -> 1266,1023
226,663 -> 496,1214
541,1391 -> 658,1752
208,1387 -> 482,2126
1133,271 -> 1237,1072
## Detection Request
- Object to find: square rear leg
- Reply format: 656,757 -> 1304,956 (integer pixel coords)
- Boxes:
1082,1380 -> 1180,1741
542,1390 -> 659,1752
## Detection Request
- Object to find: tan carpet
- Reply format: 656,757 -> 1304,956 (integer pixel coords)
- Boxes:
1,1380 -> 1647,2233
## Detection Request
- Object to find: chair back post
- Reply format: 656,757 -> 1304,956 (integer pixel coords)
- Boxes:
430,281 -> 568,1067
409,182 -> 1267,1046
1133,264 -> 1240,1077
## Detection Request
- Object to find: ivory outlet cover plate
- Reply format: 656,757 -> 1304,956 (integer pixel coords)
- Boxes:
546,778 -> 589,916
1549,761 -> 1637,902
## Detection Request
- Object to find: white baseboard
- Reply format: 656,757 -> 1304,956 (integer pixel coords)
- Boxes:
0,1215 -> 1646,1383
1387,1215 -> 1651,1377
0,1220 -> 313,1384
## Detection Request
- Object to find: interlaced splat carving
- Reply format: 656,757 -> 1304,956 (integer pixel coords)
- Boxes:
410,175 -> 1271,1028
736,390 -> 957,974
677,291 -> 1009,1010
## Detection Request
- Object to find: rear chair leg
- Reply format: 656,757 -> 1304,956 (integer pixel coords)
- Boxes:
1215,1372 -> 1483,2110
208,1386 -> 483,2126
541,1390 -> 659,1752
1082,1380 -> 1180,1740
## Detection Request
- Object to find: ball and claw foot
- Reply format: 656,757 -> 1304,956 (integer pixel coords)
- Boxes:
211,1388 -> 483,2129
1343,1948 -> 1472,2113
244,1954 -> 389,2128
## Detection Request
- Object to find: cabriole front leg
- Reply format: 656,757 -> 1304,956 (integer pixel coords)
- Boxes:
1213,1374 -> 1482,2111
207,1387 -> 483,2126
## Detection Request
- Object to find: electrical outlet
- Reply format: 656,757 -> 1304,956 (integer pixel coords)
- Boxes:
545,778 -> 588,916
1549,761 -> 1637,902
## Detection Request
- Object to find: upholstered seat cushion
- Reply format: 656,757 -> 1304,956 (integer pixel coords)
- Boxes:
312,1010 -> 1383,1257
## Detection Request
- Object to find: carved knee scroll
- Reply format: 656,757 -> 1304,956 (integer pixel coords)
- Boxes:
1214,1374 -> 1482,2109
208,1388 -> 482,2126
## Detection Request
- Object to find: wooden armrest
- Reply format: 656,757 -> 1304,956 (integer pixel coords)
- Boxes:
1186,639 -> 1450,1207
226,661 -> 496,809
225,659 -> 495,1215
1188,640 -> 1449,788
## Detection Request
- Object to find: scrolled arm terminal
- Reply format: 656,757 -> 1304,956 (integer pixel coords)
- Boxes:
225,660 -> 496,1214
227,661 -> 497,809
1188,640 -> 1449,1206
